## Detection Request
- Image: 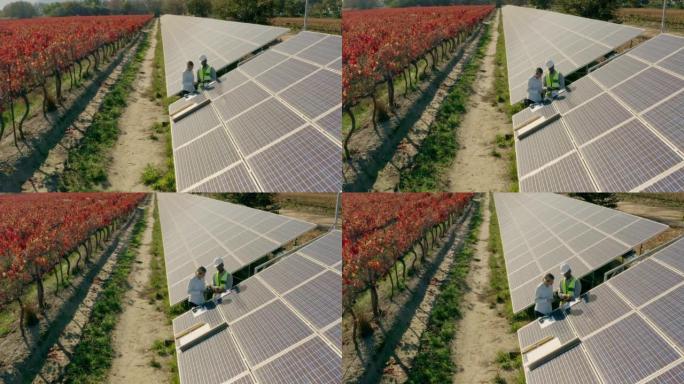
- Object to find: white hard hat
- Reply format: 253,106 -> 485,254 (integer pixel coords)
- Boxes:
546,60 -> 555,68
213,257 -> 224,267
200,54 -> 207,62
560,263 -> 571,274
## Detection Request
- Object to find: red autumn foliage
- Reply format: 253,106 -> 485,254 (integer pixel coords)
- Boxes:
342,193 -> 474,314
0,193 -> 145,307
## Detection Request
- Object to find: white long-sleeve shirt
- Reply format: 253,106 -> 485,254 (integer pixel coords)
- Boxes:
534,282 -> 554,315
527,76 -> 543,103
182,69 -> 195,93
187,276 -> 206,305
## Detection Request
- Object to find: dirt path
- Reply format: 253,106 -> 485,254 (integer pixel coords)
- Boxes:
451,194 -> 517,383
108,195 -> 172,383
107,19 -> 166,192
448,11 -> 510,192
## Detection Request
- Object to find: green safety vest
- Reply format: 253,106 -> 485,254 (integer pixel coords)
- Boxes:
213,270 -> 230,289
545,71 -> 560,90
560,277 -> 576,296
197,66 -> 213,85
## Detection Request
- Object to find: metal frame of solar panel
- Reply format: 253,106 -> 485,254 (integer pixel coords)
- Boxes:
518,236 -> 684,384
515,34 -> 684,192
502,5 -> 642,105
169,31 -> 342,193
172,230 -> 342,384
161,14 -> 288,96
494,193 -> 667,313
158,193 -> 316,306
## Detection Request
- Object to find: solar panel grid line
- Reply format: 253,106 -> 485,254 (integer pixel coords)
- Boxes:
517,35 -> 684,191
239,67 -> 343,146
521,238 -> 684,384
185,161 -> 261,193
496,194 -> 666,312
163,195 -> 247,265
243,34 -> 327,80
177,194 -> 311,246
639,360 -> 684,384
173,232 -> 341,384
172,122 -> 223,151
223,372 -> 256,384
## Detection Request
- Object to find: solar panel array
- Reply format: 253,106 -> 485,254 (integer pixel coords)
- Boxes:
160,14 -> 288,96
172,230 -> 342,384
502,5 -> 642,104
515,34 -> 684,192
157,193 -> 316,305
494,193 -> 667,313
170,31 -> 342,193
518,237 -> 684,384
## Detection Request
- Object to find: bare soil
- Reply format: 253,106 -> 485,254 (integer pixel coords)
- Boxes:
451,194 -> 518,383
108,195 -> 172,383
0,207 -> 144,384
448,11 -> 511,192
106,19 -> 166,192
342,202 -> 476,384
343,22 -> 488,192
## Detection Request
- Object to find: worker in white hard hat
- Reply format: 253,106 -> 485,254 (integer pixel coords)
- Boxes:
181,60 -> 196,96
544,60 -> 565,99
197,54 -> 219,90
534,273 -> 555,318
558,263 -> 581,305
211,257 -> 234,298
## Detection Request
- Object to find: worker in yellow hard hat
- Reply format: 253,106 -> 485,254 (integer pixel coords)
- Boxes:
558,263 -> 581,306
544,60 -> 565,99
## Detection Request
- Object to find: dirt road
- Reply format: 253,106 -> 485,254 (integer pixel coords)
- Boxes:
451,195 -> 517,383
108,195 -> 172,383
107,19 -> 166,191
448,11 -> 510,192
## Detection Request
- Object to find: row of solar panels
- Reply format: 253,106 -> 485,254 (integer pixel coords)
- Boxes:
494,193 -> 667,313
160,14 -> 289,96
171,230 -> 342,384
157,193 -> 316,305
165,27 -> 342,193
502,5 -> 643,105
518,236 -> 684,384
513,34 -> 684,192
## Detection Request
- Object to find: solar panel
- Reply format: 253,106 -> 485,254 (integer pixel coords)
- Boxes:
169,31 -> 342,193
494,193 -> 667,313
157,193 -> 315,305
160,14 -> 288,96
647,362 -> 684,384
253,337 -> 342,384
172,231 -> 342,384
515,34 -> 684,192
518,237 -> 684,384
502,5 -> 642,104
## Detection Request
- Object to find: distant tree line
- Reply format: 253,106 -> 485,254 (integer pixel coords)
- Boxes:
1,0 -> 341,23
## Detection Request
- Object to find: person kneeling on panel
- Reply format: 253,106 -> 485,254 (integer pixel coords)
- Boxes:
187,266 -> 210,309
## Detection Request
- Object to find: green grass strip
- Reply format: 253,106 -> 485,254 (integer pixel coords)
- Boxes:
58,30 -> 151,191
61,207 -> 148,383
406,200 -> 482,384
487,192 -> 531,332
399,24 -> 491,191
148,198 -> 182,383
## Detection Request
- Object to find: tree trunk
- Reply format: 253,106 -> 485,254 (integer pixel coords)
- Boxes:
18,92 -> 28,140
388,268 -> 395,298
370,283 -> 380,317
35,270 -> 45,309
343,107 -> 355,161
